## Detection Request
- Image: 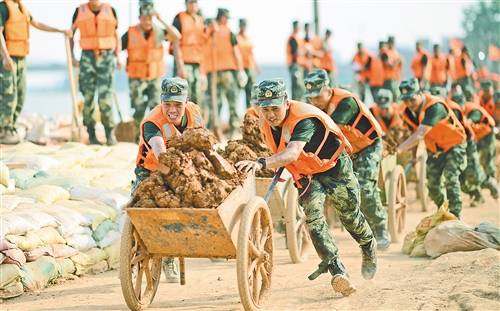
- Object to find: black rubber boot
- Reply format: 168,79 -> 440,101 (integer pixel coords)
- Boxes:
360,239 -> 377,280
87,127 -> 101,145
329,257 -> 356,297
104,127 -> 117,146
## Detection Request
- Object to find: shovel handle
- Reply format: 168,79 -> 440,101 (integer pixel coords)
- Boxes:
263,167 -> 285,203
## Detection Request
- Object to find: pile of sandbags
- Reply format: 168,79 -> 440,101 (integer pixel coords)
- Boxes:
131,128 -> 246,209
0,142 -> 133,299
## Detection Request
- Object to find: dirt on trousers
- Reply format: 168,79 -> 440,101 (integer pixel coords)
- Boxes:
221,111 -> 275,178
131,128 -> 246,209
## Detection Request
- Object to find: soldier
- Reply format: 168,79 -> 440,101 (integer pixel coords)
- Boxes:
317,29 -> 336,87
286,20 -> 305,101
0,0 -> 70,144
236,79 -> 377,297
478,80 -> 495,118
452,46 -> 474,91
370,89 -> 403,134
237,18 -> 258,108
352,42 -> 370,102
381,40 -> 401,101
70,0 -> 121,145
429,44 -> 450,88
410,40 -> 431,90
397,79 -> 467,218
171,0 -> 205,105
387,36 -> 403,83
134,77 -> 204,282
121,6 -> 180,142
303,69 -> 390,250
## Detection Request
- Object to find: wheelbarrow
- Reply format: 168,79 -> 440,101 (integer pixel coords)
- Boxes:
255,171 -> 312,264
119,175 -> 273,311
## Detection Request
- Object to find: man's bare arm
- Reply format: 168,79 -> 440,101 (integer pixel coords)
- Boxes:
397,124 -> 431,153
148,136 -> 167,159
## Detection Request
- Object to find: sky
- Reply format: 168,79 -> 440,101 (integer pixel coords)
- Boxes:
23,0 -> 471,65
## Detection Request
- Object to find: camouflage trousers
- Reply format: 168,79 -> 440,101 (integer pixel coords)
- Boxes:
79,50 -> 116,129
477,133 -> 497,180
357,80 -> 367,102
298,151 -> 374,267
426,143 -> 467,218
288,63 -> 305,101
204,70 -> 239,133
243,68 -> 256,108
0,56 -> 26,131
382,79 -> 400,102
351,138 -> 387,234
129,78 -> 160,141
174,63 -> 203,105
460,139 -> 486,195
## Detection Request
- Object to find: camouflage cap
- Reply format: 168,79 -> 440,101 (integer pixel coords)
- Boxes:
239,18 -> 247,27
304,69 -> 330,98
250,83 -> 260,105
429,86 -> 447,98
139,0 -> 155,16
161,77 -> 188,103
375,88 -> 393,108
480,79 -> 493,90
256,79 -> 286,107
494,91 -> 500,104
399,78 -> 420,100
451,93 -> 465,105
216,8 -> 230,19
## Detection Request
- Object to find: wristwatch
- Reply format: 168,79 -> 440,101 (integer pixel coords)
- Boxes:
257,157 -> 267,170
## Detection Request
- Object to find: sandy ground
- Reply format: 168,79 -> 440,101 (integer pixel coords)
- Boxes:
3,185 -> 499,311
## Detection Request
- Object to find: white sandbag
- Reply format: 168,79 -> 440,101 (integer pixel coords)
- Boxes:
92,219 -> 116,242
20,185 -> 70,204
56,258 -> 76,276
6,234 -> 43,252
96,230 -> 121,249
0,161 -> 10,186
0,264 -> 23,299
0,179 -> 15,194
50,244 -> 79,259
9,168 -> 37,189
34,227 -> 66,245
104,241 -> 120,270
57,200 -> 116,229
25,171 -> 88,190
40,205 -> 91,227
65,234 -> 97,252
4,155 -> 60,171
0,195 -> 35,211
424,220 -> 500,258
0,280 -> 23,299
70,247 -> 108,275
0,214 -> 39,236
70,186 -> 130,212
9,210 -> 58,230
90,169 -> 135,191
20,256 -> 61,291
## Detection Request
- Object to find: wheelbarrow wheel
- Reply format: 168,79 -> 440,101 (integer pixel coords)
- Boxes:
387,165 -> 407,243
120,217 -> 162,311
415,143 -> 429,212
237,197 -> 274,311
284,180 -> 311,263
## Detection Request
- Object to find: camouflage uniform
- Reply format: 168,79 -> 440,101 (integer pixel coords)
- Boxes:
477,132 -> 497,181
79,50 -> 116,129
299,151 -> 375,260
243,68 -> 256,108
0,56 -> 26,132
289,63 -> 305,101
460,139 -> 486,197
174,63 -> 202,104
129,78 -> 160,141
204,70 -> 239,132
352,138 -> 387,234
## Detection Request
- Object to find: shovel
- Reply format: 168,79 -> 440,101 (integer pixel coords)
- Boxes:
263,167 -> 285,203
113,91 -> 136,143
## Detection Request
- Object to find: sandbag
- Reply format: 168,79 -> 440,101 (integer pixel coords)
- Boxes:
90,169 -> 135,192
65,234 -> 97,252
34,227 -> 66,245
56,258 -> 76,276
0,264 -> 23,299
70,185 -> 129,212
9,169 -> 37,190
96,230 -> 121,249
424,221 -> 500,258
8,210 -> 58,231
24,246 -> 54,262
70,247 -> 108,275
50,244 -> 79,259
20,256 -> 61,291
20,185 -> 70,204
104,241 -> 120,270
92,219 -> 115,242
56,200 -> 116,229
4,155 -> 60,171
0,179 -> 15,194
25,171 -> 87,190
6,234 -> 43,252
0,239 -> 17,251
2,248 -> 27,267
41,206 -> 92,234
0,214 -> 39,236
0,195 -> 35,211
85,260 -> 109,275
0,161 -> 10,186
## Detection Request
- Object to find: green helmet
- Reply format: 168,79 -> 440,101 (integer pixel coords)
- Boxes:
399,78 -> 420,100
304,69 -> 330,98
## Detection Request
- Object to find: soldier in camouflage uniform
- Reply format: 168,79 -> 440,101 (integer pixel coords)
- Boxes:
303,69 -> 390,251
122,5 -> 180,142
71,0 -> 121,145
0,0 -> 70,144
236,79 -> 377,297
397,79 -> 467,218
286,20 -> 305,101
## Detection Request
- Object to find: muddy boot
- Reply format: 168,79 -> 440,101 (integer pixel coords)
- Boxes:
87,127 -> 101,145
104,127 -> 117,146
360,239 -> 377,280
482,177 -> 499,199
162,258 -> 179,283
0,128 -> 20,145
329,257 -> 356,297
375,227 -> 391,251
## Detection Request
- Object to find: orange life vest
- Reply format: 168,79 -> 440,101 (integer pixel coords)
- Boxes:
325,88 -> 383,154
430,53 -> 448,85
411,49 -> 431,80
368,53 -> 384,87
445,99 -> 475,141
352,49 -> 370,82
383,48 -> 400,81
177,11 -> 205,64
4,0 -> 30,57
212,23 -> 238,71
201,34 -> 215,74
73,2 -> 117,51
464,101 -> 495,141
126,25 -> 165,80
318,39 -> 335,72
237,33 -> 255,70
286,33 -> 306,66
447,54 -> 457,81
370,104 -> 403,133
260,101 -> 352,187
136,102 -> 204,171
401,94 -> 466,153
453,54 -> 473,80
479,95 -> 495,117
